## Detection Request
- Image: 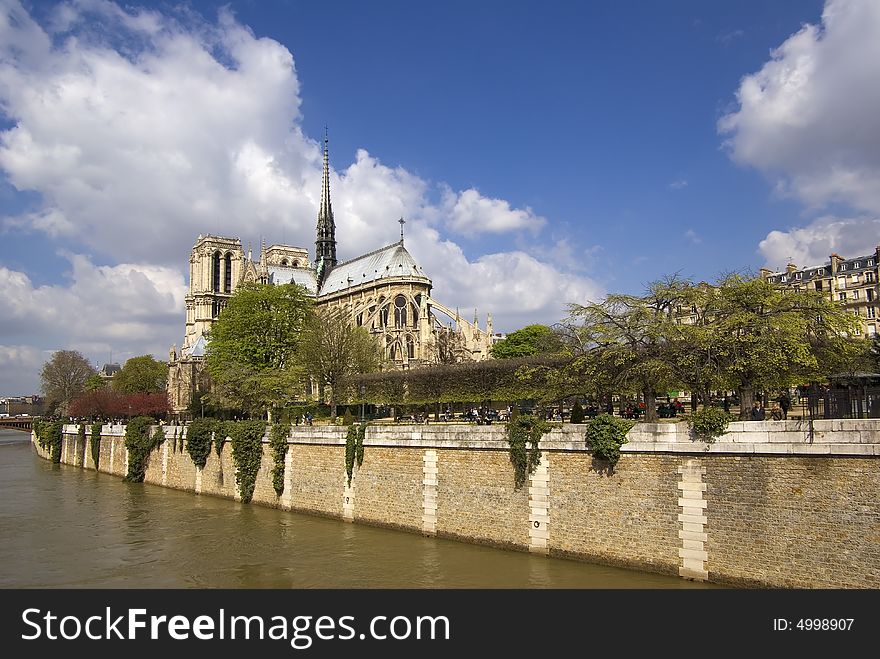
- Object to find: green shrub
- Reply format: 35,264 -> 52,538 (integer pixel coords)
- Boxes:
35,419 -> 64,463
585,414 -> 634,468
570,401 -> 585,424
688,406 -> 733,444
342,407 -> 355,426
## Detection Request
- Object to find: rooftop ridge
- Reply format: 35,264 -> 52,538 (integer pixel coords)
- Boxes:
331,241 -> 406,270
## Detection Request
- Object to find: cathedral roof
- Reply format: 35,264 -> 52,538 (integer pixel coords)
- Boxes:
318,241 -> 430,296
268,266 -> 318,294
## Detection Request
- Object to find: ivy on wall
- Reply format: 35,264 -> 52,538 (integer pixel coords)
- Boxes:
269,422 -> 290,497
77,423 -> 87,465
688,406 -> 732,444
124,416 -> 164,482
226,420 -> 267,503
344,423 -> 366,486
34,418 -> 64,463
90,423 -> 102,468
185,418 -> 221,469
505,415 -> 553,489
585,414 -> 634,469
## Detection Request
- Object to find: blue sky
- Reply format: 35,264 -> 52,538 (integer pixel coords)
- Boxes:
2,0 -> 879,395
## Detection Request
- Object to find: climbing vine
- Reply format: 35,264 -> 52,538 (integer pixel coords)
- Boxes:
77,423 -> 86,465
505,415 -> 553,489
226,420 -> 267,503
90,423 -> 102,468
185,418 -> 221,469
344,423 -> 366,486
585,414 -> 634,469
269,422 -> 290,497
34,418 -> 63,463
124,416 -> 163,482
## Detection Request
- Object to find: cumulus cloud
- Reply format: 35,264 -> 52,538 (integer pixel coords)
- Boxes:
0,345 -> 44,396
0,253 -> 185,394
442,187 -> 546,236
684,229 -> 701,244
718,0 -> 880,214
0,0 -> 604,393
758,216 -> 880,269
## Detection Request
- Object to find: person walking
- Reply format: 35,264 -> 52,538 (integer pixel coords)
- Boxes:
779,391 -> 791,420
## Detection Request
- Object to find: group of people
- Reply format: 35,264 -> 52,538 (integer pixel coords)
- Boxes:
749,391 -> 792,421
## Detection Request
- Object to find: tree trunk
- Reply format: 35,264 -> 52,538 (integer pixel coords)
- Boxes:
739,386 -> 755,420
643,388 -> 657,423
330,400 -> 337,423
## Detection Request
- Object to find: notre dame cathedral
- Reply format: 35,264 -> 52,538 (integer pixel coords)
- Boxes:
167,135 -> 498,415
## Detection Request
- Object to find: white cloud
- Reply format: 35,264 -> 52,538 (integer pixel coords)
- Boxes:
718,0 -> 880,214
758,216 -> 880,269
668,179 -> 688,190
684,229 -> 701,244
443,187 -> 546,236
0,253 -> 186,394
0,345 -> 43,396
0,0 -> 605,392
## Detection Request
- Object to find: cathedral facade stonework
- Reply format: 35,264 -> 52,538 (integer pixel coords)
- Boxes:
168,137 -> 496,415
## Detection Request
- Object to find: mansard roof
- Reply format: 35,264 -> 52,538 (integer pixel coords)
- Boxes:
268,266 -> 318,294
317,241 -> 430,296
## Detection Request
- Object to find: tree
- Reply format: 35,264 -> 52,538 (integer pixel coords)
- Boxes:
490,324 -> 565,359
84,373 -> 106,391
206,282 -> 313,417
568,276 -> 691,422
113,355 -> 167,393
40,350 -> 96,415
706,273 -> 861,418
299,308 -> 385,420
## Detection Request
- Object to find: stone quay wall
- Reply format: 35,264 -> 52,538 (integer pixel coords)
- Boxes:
33,419 -> 880,588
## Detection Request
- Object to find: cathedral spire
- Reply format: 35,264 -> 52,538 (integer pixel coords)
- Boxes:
315,127 -> 337,278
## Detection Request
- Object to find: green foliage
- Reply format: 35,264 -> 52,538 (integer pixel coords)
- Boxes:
113,355 -> 168,393
269,422 -> 290,497
344,423 -> 366,486
77,423 -> 86,465
225,420 -> 267,503
206,282 -> 313,416
585,414 -> 634,468
34,419 -> 64,463
124,416 -> 163,482
688,406 -> 733,444
185,418 -> 222,469
90,423 -> 102,468
505,415 -> 553,489
490,325 -> 565,359
84,373 -> 105,391
342,407 -> 355,425
570,401 -> 585,424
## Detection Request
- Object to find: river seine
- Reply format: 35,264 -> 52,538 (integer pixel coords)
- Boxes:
0,429 -> 717,588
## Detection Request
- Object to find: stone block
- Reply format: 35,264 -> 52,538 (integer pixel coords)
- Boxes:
678,513 -> 708,525
679,567 -> 708,581
678,497 -> 707,509
678,548 -> 708,561
678,530 -> 708,542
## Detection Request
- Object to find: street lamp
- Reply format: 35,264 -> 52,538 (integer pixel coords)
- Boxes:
359,383 -> 366,423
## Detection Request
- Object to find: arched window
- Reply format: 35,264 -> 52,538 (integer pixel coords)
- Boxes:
406,335 -> 415,359
212,251 -> 221,292
388,338 -> 397,360
280,259 -> 288,267
224,253 -> 232,293
380,304 -> 390,327
394,295 -> 408,328
292,260 -> 299,267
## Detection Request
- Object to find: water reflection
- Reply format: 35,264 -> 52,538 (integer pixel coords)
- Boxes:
0,432 -> 717,589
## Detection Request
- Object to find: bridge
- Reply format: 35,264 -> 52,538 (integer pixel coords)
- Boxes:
0,416 -> 33,432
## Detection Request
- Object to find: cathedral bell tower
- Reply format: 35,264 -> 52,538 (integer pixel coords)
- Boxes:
315,129 -> 337,286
